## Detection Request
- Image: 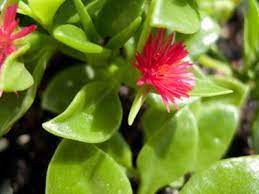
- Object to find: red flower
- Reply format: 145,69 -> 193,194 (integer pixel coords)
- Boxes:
0,4 -> 36,97
133,29 -> 195,112
0,4 -> 37,66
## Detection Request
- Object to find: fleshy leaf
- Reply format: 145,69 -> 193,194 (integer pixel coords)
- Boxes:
0,45 -> 33,92
46,140 -> 132,194
181,156 -> 259,194
94,0 -> 145,36
42,65 -> 92,114
137,107 -> 198,194
97,133 -> 132,169
42,82 -> 122,143
194,103 -> 239,170
151,0 -> 200,34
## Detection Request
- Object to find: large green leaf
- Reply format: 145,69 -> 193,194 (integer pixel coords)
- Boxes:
42,82 -> 122,143
94,0 -> 145,36
28,0 -> 65,27
42,65 -> 92,114
97,133 -> 132,170
0,45 -> 33,92
181,156 -> 259,194
252,113 -> 259,153
0,47 -> 53,136
137,107 -> 198,194
195,103 -> 239,170
46,140 -> 132,194
151,0 -> 200,34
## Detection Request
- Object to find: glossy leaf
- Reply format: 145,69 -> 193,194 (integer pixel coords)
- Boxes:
46,140 -> 132,194
42,82 -> 122,143
53,24 -> 110,55
181,156 -> 259,194
137,108 -> 198,194
151,0 -> 200,34
106,17 -> 142,49
94,0 -> 145,36
0,45 -> 33,92
0,48 -> 53,136
97,133 -> 132,169
42,65 -> 94,114
195,103 -> 239,170
28,0 -> 65,27
180,15 -> 220,58
204,77 -> 250,107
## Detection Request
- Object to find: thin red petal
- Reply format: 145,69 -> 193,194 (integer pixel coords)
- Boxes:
11,25 -> 37,40
3,4 -> 18,31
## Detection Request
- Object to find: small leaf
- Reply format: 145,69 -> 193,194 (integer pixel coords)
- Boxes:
0,45 -> 33,92
128,87 -> 147,126
97,133 -> 132,169
151,0 -> 200,34
43,82 -> 122,143
53,24 -> 110,55
46,140 -> 132,194
204,77 -> 250,107
42,65 -> 93,114
195,103 -> 239,170
137,107 -> 198,194
180,156 -> 259,194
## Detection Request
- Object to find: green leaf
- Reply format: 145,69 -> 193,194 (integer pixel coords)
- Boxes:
97,133 -> 132,169
252,114 -> 259,153
180,156 -> 259,194
151,0 -> 200,34
94,0 -> 145,36
42,65 -> 93,114
180,14 -> 220,59
42,82 -> 122,143
72,0 -> 99,40
106,17 -> 142,49
190,78 -> 232,97
137,107 -> 198,194
0,47 -> 53,136
128,87 -> 147,126
190,66 -> 233,97
46,140 -> 132,194
204,77 -> 250,107
0,45 -> 33,92
53,24 -> 110,55
244,0 -> 259,68
28,0 -> 65,28
195,103 -> 239,170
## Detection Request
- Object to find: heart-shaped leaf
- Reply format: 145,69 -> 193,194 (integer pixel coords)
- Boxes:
42,82 -> 122,143
137,107 -> 198,194
46,140 -> 132,194
180,156 -> 259,194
